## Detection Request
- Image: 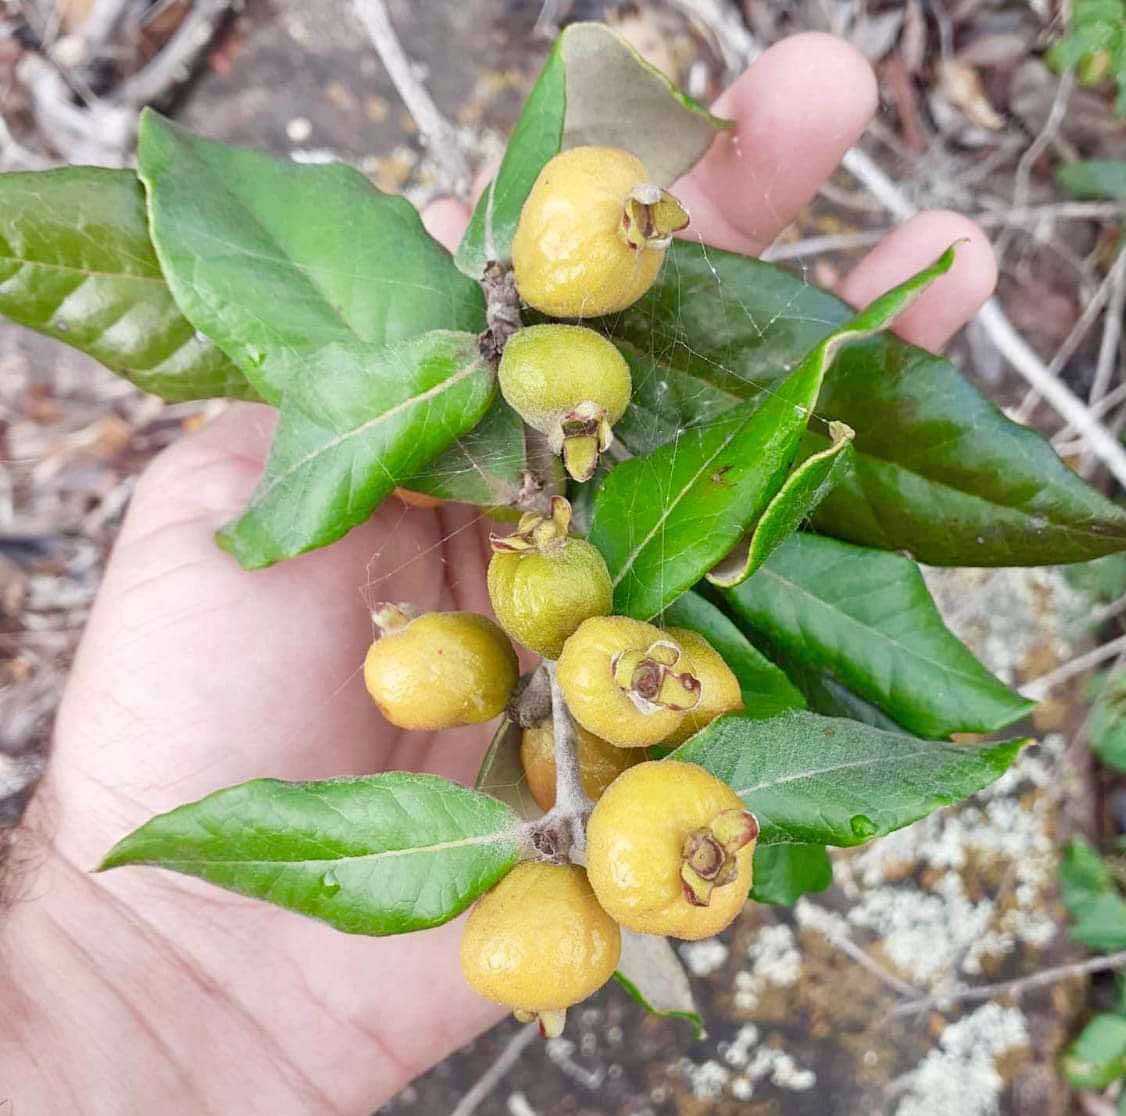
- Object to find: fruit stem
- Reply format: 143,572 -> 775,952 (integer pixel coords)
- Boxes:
544,659 -> 593,844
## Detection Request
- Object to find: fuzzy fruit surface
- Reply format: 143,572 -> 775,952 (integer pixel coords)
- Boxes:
363,612 -> 517,730
498,324 -> 630,439
586,761 -> 754,939
557,616 -> 689,747
488,537 -> 612,658
520,718 -> 642,811
512,146 -> 665,317
662,628 -> 744,746
460,862 -> 621,1011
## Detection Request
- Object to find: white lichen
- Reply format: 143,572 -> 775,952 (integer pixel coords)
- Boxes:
679,938 -> 729,977
893,1003 -> 1029,1116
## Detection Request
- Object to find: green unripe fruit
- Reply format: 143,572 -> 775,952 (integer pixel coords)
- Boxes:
488,496 -> 612,659
498,324 -> 631,482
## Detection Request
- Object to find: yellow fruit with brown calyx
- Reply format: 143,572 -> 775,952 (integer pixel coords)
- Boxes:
512,146 -> 689,319
586,760 -> 758,940
362,604 -> 517,730
460,861 -> 621,1037
660,628 -> 744,746
556,616 -> 701,748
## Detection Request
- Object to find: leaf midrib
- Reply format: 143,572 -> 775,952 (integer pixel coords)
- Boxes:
244,358 -> 484,508
731,741 -> 968,797
126,829 -> 514,869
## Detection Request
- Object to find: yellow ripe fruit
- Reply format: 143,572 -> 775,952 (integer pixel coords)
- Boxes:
661,628 -> 744,746
586,761 -> 758,940
487,496 -> 613,658
512,146 -> 687,318
460,862 -> 621,1035
363,609 -> 517,730
556,616 -> 701,748
520,718 -> 642,811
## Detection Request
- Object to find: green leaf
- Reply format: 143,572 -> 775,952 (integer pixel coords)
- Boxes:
99,772 -> 520,936
660,591 -> 806,719
1066,553 -> 1126,604
751,843 -> 832,905
217,331 -> 494,568
1057,159 -> 1126,199
400,396 -> 528,507
1061,836 -> 1126,951
138,110 -> 484,402
603,240 -> 1126,566
475,717 -> 542,821
1062,1014 -> 1126,1089
592,248 -> 957,620
455,21 -> 727,277
722,532 -> 1034,738
671,709 -> 1026,847
0,166 -> 256,402
708,421 -> 855,587
614,930 -> 703,1038
1091,670 -> 1126,771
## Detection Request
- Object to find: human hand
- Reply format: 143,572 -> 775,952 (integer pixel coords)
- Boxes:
0,32 -> 997,1115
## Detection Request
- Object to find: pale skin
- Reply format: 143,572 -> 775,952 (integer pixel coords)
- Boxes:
0,34 -> 999,1115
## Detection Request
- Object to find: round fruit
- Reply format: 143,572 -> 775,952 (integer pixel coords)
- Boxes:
488,496 -> 612,657
586,760 -> 758,940
498,325 -> 631,482
520,717 -> 642,811
512,145 -> 689,319
556,616 -> 701,748
363,605 -> 517,730
661,628 -> 744,746
460,861 -> 621,1036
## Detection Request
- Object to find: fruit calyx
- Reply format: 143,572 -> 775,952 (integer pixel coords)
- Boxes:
611,639 -> 701,715
558,402 -> 613,484
620,184 -> 690,251
680,809 -> 759,907
491,495 -> 573,556
514,1007 -> 567,1038
370,601 -> 420,636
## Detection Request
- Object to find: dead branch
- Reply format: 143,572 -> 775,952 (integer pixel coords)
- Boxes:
351,0 -> 472,198
449,1023 -> 538,1116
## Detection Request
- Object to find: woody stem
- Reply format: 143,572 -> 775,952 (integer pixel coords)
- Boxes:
544,660 -> 592,852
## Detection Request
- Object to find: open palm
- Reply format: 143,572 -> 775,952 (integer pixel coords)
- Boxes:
3,33 -> 997,1115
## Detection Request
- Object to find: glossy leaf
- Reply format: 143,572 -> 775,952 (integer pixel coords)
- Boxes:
708,420 -> 855,587
603,240 -> 1126,566
1057,159 -> 1126,200
400,396 -> 527,507
723,532 -> 1034,738
614,930 -> 703,1037
455,21 -> 727,277
99,772 -> 521,936
0,166 -> 256,401
138,110 -> 484,402
672,709 -> 1025,847
1061,836 -> 1126,952
751,844 -> 833,905
591,247 -> 956,620
1062,1014 -> 1126,1089
660,591 -> 806,719
217,331 -> 494,568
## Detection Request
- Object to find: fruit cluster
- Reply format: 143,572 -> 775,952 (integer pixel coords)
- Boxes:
363,146 -> 754,1038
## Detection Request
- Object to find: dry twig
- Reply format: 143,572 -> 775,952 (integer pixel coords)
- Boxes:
1023,635 -> 1126,700
449,1023 -> 539,1116
892,949 -> 1126,1018
351,0 -> 472,197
